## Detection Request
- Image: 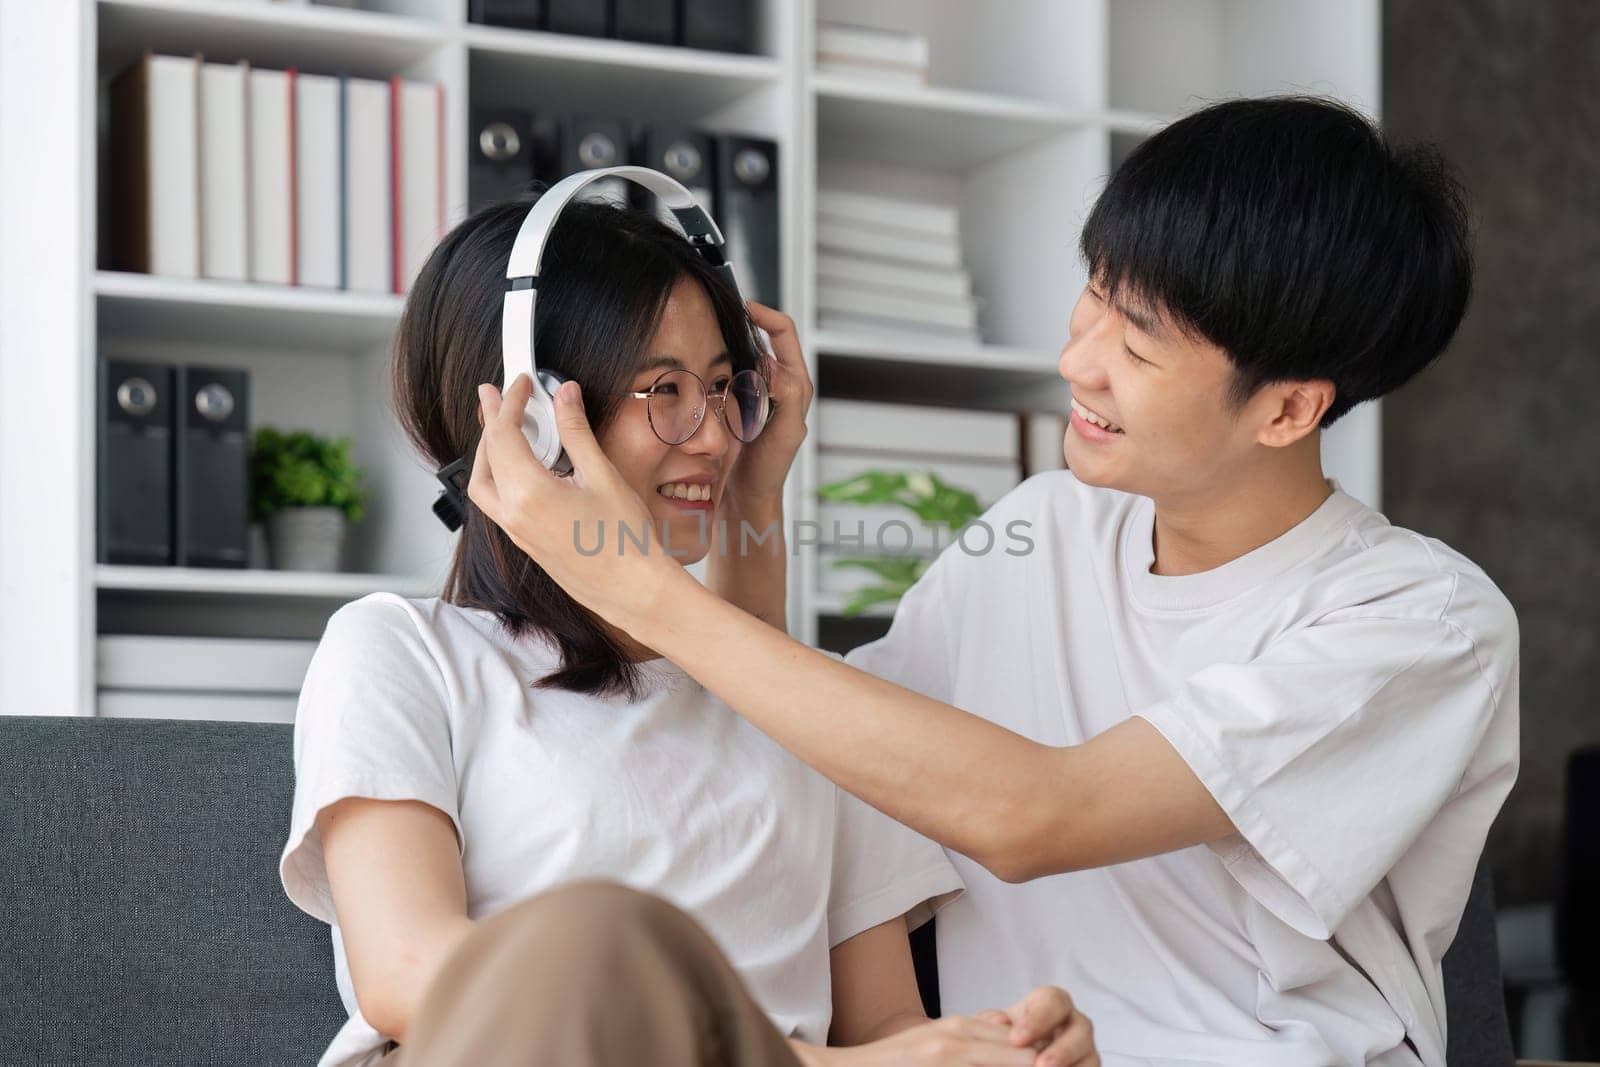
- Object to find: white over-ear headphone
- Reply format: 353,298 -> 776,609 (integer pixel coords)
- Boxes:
433,165 -> 744,531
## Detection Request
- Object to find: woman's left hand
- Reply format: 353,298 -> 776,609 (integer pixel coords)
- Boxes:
469,373 -> 685,632
721,301 -> 813,515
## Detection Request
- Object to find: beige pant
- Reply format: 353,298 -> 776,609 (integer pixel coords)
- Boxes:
376,882 -> 803,1066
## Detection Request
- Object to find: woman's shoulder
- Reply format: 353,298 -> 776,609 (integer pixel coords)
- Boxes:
321,592 -> 558,675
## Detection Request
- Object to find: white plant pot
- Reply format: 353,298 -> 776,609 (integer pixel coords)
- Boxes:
266,507 -> 347,573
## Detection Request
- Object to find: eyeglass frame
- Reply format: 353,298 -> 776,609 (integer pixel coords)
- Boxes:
616,366 -> 776,447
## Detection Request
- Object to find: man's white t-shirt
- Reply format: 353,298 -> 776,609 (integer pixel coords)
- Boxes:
845,472 -> 1519,1067
280,593 -> 963,1067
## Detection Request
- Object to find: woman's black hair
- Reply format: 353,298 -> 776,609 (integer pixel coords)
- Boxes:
391,194 -> 763,698
1081,95 -> 1474,427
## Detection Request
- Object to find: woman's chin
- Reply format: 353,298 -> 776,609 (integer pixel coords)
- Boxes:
646,504 -> 716,564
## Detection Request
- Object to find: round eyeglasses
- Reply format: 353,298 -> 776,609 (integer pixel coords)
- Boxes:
623,368 -> 772,446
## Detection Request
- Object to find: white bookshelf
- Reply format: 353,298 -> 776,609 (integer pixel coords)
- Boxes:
0,0 -> 1379,717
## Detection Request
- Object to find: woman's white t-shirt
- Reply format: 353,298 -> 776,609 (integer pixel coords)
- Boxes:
280,593 -> 962,1067
846,472 -> 1519,1067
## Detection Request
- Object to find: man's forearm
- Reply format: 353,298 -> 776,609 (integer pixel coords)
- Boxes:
629,571 -> 1060,879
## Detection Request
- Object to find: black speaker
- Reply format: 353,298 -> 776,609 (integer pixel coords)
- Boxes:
545,0 -> 609,37
634,121 -> 715,223
682,0 -> 750,52
615,0 -> 676,44
97,360 -> 175,566
469,107 -> 536,212
714,134 -> 779,307
175,366 -> 250,568
467,0 -> 545,29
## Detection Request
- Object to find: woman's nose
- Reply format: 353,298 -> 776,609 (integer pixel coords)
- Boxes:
682,396 -> 733,455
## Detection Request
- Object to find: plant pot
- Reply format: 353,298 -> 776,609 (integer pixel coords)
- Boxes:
266,507 -> 347,572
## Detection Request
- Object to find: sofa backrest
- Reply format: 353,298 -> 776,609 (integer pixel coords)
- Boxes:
0,715 -> 346,1065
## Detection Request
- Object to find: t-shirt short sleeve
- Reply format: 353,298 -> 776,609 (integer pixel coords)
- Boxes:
842,554 -> 956,705
279,595 -> 463,926
816,650 -> 964,946
1136,612 -> 1509,940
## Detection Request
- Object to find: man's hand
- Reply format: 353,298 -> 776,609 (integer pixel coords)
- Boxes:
793,1015 -> 1039,1066
997,986 -> 1098,1067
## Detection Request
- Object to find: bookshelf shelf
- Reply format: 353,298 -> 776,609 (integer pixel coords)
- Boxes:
812,73 -> 1086,172
97,0 -> 447,78
96,564 -> 439,600
811,328 -> 1060,377
95,271 -> 404,349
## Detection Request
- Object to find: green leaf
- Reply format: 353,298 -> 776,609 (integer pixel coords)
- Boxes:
250,425 -> 370,523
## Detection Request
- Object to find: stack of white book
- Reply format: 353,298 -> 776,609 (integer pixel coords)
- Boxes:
815,21 -> 930,86
815,188 -> 980,341
815,399 -> 1022,599
108,52 -> 443,295
96,634 -> 316,723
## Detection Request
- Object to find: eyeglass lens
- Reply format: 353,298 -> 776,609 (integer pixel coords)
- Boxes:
648,368 -> 770,445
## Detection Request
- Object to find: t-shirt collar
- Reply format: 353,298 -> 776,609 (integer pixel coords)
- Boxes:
1123,479 -> 1368,612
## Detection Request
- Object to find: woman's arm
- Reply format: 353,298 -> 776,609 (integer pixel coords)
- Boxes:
318,796 -> 476,1041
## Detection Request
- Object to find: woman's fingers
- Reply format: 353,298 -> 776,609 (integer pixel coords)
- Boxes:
1006,986 -> 1077,1047
1033,1013 -> 1096,1067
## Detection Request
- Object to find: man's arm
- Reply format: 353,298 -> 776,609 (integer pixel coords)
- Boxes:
629,574 -> 1232,883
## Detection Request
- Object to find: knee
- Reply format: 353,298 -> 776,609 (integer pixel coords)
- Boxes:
483,881 -> 696,972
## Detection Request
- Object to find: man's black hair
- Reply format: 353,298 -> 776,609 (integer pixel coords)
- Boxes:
1081,95 -> 1473,427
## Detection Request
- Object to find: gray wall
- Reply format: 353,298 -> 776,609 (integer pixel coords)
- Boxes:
1382,0 -> 1599,905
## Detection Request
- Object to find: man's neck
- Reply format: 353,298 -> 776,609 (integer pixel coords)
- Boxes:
1148,451 -> 1334,577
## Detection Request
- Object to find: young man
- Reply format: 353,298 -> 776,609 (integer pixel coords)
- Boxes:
469,96 -> 1520,1065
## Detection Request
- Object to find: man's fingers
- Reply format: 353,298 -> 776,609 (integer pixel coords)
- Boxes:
974,1009 -> 1012,1027
1007,986 -> 1076,1046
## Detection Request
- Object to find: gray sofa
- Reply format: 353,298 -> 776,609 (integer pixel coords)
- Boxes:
0,715 -> 1516,1065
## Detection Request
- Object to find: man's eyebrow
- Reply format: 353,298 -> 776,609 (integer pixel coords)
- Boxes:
1115,297 -> 1172,344
638,351 -> 733,373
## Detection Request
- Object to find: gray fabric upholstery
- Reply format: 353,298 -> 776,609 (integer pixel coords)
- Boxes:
0,714 -> 1515,1065
0,715 -> 345,1065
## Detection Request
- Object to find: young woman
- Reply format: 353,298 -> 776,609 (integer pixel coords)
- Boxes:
277,197 -> 1095,1067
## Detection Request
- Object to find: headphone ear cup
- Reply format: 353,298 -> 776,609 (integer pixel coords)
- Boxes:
516,368 -> 571,471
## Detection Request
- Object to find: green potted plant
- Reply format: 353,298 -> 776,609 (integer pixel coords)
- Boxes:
250,427 -> 369,573
816,470 -> 984,616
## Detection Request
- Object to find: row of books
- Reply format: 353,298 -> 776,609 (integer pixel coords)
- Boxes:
815,188 -> 980,341
97,634 -> 312,724
816,21 -> 929,86
108,52 -> 443,294
814,399 -> 1066,597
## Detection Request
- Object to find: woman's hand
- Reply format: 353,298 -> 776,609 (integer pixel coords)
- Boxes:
996,986 -> 1098,1067
469,373 -> 688,632
791,990 -> 1096,1067
721,300 -> 814,516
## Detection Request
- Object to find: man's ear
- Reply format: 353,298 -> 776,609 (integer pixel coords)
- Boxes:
1257,380 -> 1335,447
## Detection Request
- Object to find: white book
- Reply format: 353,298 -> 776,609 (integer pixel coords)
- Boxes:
816,22 -> 930,66
247,67 -> 293,285
816,252 -> 970,299
815,57 -> 929,86
817,219 -> 962,269
294,72 -> 341,289
98,690 -> 299,724
110,53 -> 200,278
818,398 -> 1019,461
817,189 -> 958,240
97,635 -> 316,693
394,79 -> 442,294
199,61 -> 249,282
819,310 -> 979,343
817,282 -> 978,331
342,76 -> 392,294
1024,412 -> 1069,475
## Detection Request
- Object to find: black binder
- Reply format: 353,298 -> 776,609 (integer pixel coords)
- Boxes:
634,121 -> 716,224
175,366 -> 250,568
714,134 -> 779,307
469,107 -> 536,211
615,0 -> 676,44
467,0 -> 545,28
98,359 -> 175,566
556,114 -> 632,205
682,0 -> 750,52
546,0 -> 609,36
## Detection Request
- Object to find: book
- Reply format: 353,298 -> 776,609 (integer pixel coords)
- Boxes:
247,66 -> 293,285
96,635 -> 316,692
392,79 -> 443,294
109,52 -> 200,278
816,218 -> 962,269
816,188 -> 958,240
817,398 -> 1019,461
814,57 -> 928,86
817,282 -> 978,331
199,61 -> 249,282
294,72 -> 341,289
815,251 -> 971,300
816,22 -> 930,66
342,76 -> 392,293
